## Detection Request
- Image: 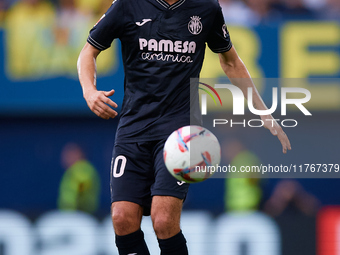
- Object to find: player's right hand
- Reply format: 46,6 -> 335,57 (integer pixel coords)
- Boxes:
83,89 -> 118,119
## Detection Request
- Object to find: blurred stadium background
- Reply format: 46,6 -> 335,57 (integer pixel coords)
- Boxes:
0,0 -> 339,254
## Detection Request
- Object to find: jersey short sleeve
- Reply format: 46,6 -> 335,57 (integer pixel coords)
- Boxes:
87,0 -> 125,51
206,4 -> 232,53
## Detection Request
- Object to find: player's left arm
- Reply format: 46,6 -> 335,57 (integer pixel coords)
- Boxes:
218,46 -> 291,154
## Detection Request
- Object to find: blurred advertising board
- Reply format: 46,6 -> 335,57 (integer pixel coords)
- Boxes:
0,209 -> 319,255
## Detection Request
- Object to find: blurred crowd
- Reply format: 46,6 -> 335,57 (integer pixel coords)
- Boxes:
220,0 -> 340,26
0,0 -> 112,25
1,0 -> 117,79
0,0 -> 339,27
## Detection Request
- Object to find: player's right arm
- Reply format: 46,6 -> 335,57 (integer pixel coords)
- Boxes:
77,43 -> 118,120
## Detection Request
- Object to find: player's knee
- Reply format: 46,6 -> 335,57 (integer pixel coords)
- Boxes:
111,207 -> 141,235
111,209 -> 130,229
152,214 -> 179,237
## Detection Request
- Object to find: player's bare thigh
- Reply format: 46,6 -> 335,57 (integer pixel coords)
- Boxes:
151,196 -> 183,239
111,201 -> 143,235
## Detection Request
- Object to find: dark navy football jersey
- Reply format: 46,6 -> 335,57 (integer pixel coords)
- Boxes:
87,0 -> 232,142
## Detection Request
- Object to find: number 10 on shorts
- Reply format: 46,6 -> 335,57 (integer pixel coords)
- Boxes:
112,155 -> 127,178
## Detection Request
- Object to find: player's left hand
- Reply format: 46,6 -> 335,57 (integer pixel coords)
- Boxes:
261,115 -> 292,154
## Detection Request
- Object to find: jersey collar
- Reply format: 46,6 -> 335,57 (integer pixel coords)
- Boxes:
155,0 -> 186,10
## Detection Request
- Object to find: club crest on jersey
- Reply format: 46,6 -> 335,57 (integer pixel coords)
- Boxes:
188,16 -> 202,35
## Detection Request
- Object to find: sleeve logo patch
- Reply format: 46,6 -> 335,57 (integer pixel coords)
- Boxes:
222,24 -> 228,38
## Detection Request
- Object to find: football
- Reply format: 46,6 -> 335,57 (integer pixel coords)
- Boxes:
163,125 -> 221,183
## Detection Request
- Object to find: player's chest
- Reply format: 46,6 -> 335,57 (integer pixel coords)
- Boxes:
122,8 -> 211,43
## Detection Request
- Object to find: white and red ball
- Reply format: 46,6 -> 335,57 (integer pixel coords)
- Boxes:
163,125 -> 221,183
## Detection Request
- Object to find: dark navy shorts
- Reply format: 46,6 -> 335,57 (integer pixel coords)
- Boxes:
110,139 -> 190,216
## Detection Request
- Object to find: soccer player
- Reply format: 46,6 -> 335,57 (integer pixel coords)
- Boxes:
77,0 -> 291,254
